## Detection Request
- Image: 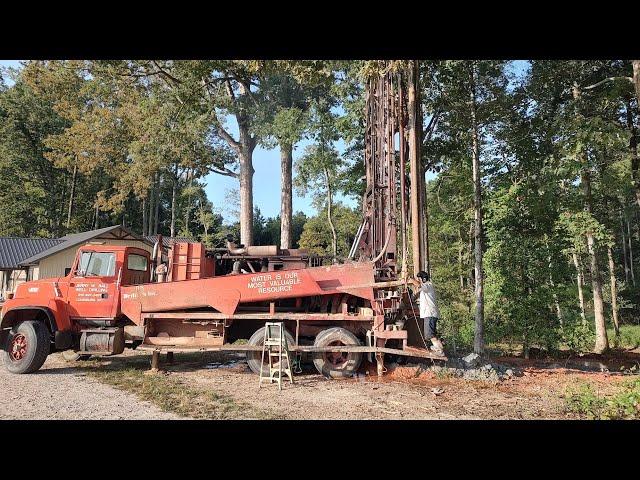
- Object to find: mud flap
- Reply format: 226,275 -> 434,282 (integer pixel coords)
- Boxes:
0,329 -> 8,351
54,330 -> 73,350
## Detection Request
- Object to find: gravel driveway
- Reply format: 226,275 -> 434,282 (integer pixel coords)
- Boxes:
0,353 -> 186,420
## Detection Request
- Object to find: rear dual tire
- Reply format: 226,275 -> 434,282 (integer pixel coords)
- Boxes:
1,321 -> 50,374
245,325 -> 363,379
246,326 -> 296,375
312,327 -> 362,379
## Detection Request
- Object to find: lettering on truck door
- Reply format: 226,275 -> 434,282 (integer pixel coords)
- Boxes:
67,250 -> 118,320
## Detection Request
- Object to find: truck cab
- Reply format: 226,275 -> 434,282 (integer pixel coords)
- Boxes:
0,245 -> 152,374
65,245 -> 151,324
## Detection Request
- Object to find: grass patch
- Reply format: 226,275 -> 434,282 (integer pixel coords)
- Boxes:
78,355 -> 280,420
565,377 -> 640,419
607,324 -> 640,350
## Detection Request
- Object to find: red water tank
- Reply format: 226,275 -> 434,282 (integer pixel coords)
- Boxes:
169,243 -> 215,281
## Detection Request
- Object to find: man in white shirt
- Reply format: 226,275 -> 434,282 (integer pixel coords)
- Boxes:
411,270 -> 445,356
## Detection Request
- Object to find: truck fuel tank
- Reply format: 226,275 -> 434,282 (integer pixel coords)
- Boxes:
79,327 -> 125,355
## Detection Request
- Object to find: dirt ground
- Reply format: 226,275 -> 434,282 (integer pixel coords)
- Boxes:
1,348 -> 637,420
167,351 -> 635,419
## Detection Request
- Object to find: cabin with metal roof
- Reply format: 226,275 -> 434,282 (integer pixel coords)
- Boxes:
0,226 -> 155,300
0,237 -> 64,300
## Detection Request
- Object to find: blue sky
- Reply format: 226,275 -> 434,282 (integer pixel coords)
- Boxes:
210,118 -> 352,221
1,60 -> 531,221
0,59 -> 20,82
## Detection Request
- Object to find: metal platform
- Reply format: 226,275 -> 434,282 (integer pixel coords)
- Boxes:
137,343 -> 447,361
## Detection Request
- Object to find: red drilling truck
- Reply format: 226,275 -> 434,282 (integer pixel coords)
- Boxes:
0,240 -> 437,377
1,61 -> 441,377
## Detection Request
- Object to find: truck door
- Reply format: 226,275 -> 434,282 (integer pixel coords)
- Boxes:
122,251 -> 151,286
67,250 -> 118,321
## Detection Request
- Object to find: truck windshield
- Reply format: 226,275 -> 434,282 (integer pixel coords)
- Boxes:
77,251 -> 116,277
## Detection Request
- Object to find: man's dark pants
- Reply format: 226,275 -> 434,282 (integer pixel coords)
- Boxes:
422,316 -> 438,339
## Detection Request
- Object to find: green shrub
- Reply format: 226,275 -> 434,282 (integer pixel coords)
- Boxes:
608,325 -> 640,349
565,383 -> 607,419
438,303 -> 475,352
563,322 -> 594,354
566,378 -> 640,419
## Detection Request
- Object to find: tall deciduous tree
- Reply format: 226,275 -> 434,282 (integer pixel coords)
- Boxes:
255,73 -> 309,249
294,99 -> 346,259
255,62 -> 336,249
424,60 -> 508,354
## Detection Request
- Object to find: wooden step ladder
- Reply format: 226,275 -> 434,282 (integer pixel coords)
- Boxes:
258,322 -> 294,390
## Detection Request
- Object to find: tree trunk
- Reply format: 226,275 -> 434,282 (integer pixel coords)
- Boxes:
93,201 -> 99,230
572,251 -> 587,325
469,63 -> 485,355
280,143 -> 293,250
546,245 -> 563,326
184,168 -> 193,236
627,217 -> 636,286
58,172 -> 66,233
233,99 -> 256,248
66,164 -> 77,230
198,203 -> 210,240
633,60 -> 640,115
573,83 -> 608,352
408,61 -> 426,274
148,177 -> 155,237
153,174 -> 160,235
621,211 -> 630,283
458,231 -> 465,291
49,164 -> 60,236
544,236 -> 562,325
170,173 -> 177,239
607,246 -> 620,337
239,151 -> 254,247
323,167 -> 338,259
142,197 -> 148,237
582,168 -> 609,353
625,102 -> 640,208
467,221 -> 474,289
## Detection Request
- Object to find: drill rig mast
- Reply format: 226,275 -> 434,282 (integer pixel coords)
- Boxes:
349,60 -> 429,282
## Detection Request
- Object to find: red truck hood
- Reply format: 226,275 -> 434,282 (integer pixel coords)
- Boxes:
9,277 -> 63,301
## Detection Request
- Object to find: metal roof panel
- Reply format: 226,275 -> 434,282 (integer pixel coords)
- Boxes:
0,237 -> 64,269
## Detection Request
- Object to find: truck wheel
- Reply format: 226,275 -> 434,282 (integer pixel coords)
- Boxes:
246,326 -> 295,375
61,350 -> 92,362
2,321 -> 50,374
312,327 -> 362,378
